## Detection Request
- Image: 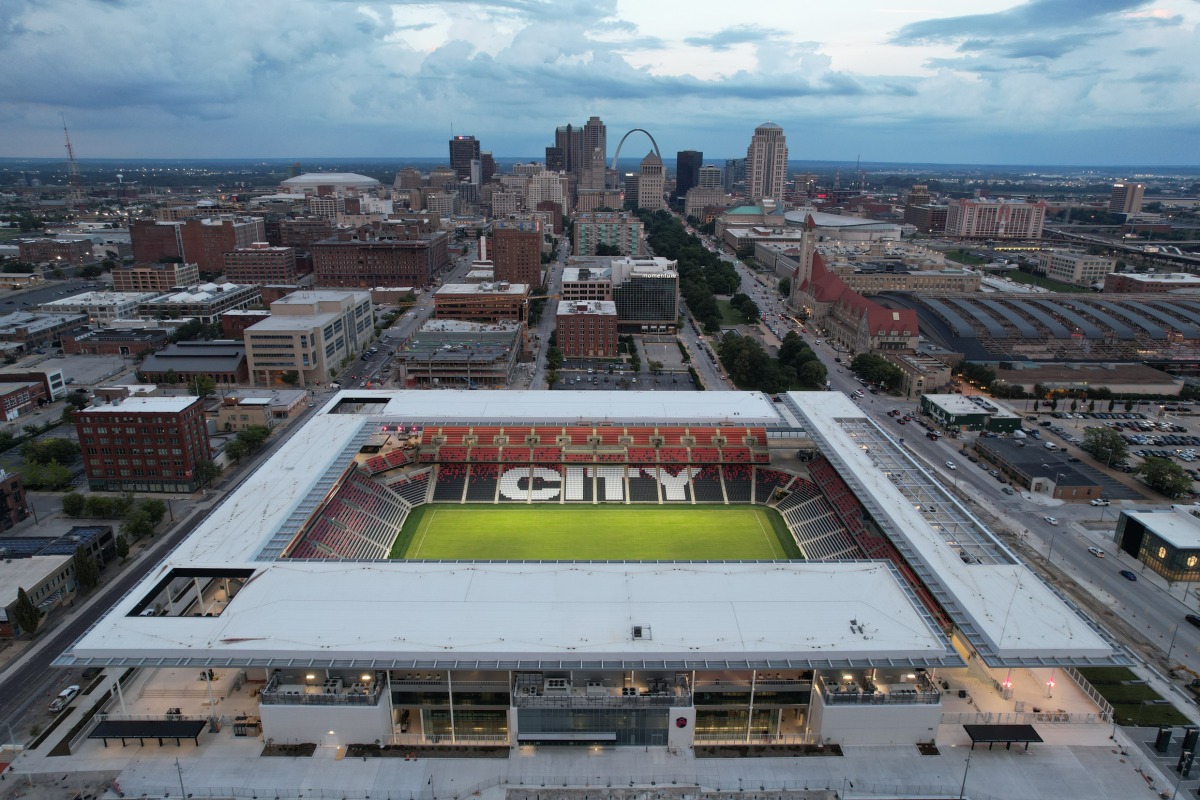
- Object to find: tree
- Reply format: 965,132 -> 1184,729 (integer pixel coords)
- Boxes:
22,437 -> 80,465
190,375 -> 216,398
778,277 -> 791,297
61,492 -> 85,517
115,535 -> 130,562
194,459 -> 221,489
236,425 -> 272,452
1082,427 -> 1129,466
65,389 -> 90,410
120,508 -> 155,540
850,353 -> 903,390
1124,399 -> 1134,412
224,438 -> 248,463
11,587 -> 39,637
74,546 -> 99,591
141,499 -> 168,528
281,370 -> 300,386
1136,457 -> 1193,498
800,360 -> 827,387
545,346 -> 564,372
546,369 -> 560,389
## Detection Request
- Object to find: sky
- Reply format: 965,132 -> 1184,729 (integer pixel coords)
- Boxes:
1,0 -> 1198,165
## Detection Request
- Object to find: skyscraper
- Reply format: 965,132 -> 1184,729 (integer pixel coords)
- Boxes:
745,123 -> 788,202
637,151 -> 665,211
449,135 -> 481,183
1110,182 -> 1145,214
698,164 -> 723,189
674,150 -> 703,200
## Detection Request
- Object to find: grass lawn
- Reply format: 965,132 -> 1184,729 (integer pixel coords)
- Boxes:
715,297 -> 750,325
1076,667 -> 1189,725
1002,269 -> 1091,294
391,504 -> 800,561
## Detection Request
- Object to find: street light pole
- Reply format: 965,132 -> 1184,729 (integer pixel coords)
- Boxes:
958,747 -> 973,800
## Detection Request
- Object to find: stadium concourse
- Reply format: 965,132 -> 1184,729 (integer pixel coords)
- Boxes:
57,390 -> 1124,753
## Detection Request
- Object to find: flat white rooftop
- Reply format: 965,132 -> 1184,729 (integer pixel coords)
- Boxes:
787,391 -> 1114,663
924,394 -> 989,415
1125,506 -> 1200,550
80,396 -> 200,414
69,561 -> 950,666
436,283 -> 528,296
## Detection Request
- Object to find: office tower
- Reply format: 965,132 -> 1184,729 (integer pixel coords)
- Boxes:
944,199 -> 1046,239
745,122 -> 788,202
449,136 -> 481,183
698,165 -> 722,189
554,124 -> 585,175
480,152 -> 497,185
394,168 -> 423,191
526,172 -> 567,216
492,221 -> 543,288
582,117 -> 606,167
907,185 -> 931,207
1110,182 -> 1145,214
675,150 -> 703,200
574,211 -> 644,256
724,158 -> 746,193
637,152 -> 665,211
470,159 -> 482,186
545,146 -> 566,173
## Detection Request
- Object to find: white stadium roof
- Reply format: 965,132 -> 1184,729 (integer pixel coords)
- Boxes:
61,389 -> 1118,671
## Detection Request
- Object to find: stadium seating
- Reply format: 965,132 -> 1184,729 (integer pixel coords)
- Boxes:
471,426 -> 503,446
659,447 -> 689,464
596,427 -> 623,445
471,447 -> 500,463
436,426 -> 471,445
692,465 -> 725,503
754,469 -> 795,504
628,465 -> 660,502
721,447 -> 753,463
658,427 -> 688,446
723,465 -> 752,502
387,471 -> 431,505
289,470 -> 413,559
532,446 -> 561,462
690,427 -> 721,446
466,464 -> 499,502
690,447 -> 720,463
565,426 -> 593,445
432,463 -> 468,501
627,427 -> 655,445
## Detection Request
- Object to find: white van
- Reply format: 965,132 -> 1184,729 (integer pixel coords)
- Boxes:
1043,442 -> 1056,450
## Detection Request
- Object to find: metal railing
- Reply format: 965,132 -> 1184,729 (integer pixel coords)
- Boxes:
512,692 -> 685,709
940,709 -> 1110,725
1064,666 -> 1118,719
692,733 -> 817,745
384,733 -> 509,746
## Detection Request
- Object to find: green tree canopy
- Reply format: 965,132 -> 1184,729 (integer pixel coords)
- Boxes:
22,437 -> 80,465
74,546 -> 99,591
12,587 -> 39,636
1081,427 -> 1129,466
1136,456 -> 1193,498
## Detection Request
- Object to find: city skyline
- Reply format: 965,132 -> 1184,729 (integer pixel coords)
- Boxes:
1,0 -> 1198,165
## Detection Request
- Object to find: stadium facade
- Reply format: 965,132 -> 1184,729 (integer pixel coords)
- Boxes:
60,391 -> 1122,750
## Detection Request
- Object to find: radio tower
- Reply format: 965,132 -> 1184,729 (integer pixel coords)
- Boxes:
62,114 -> 84,210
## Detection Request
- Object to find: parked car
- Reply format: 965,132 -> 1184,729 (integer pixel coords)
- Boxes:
1090,498 -> 1109,507
1119,570 -> 1137,582
49,685 -> 80,712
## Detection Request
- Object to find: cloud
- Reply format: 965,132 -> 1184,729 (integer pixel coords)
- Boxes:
890,0 -> 1152,45
684,25 -> 785,51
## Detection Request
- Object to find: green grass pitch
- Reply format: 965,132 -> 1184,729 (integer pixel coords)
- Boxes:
389,504 -> 802,561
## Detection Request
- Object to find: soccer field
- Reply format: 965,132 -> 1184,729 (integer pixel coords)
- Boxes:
390,504 -> 801,561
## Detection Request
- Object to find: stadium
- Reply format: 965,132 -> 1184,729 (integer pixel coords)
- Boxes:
60,391 -> 1124,751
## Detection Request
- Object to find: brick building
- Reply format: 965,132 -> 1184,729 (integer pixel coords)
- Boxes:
1103,272 -> 1200,293
433,282 -> 528,323
61,327 -> 171,357
222,242 -> 298,285
76,396 -> 211,493
0,382 -> 45,421
179,216 -> 267,273
275,217 -> 333,251
221,309 -> 272,339
17,238 -> 94,266
311,233 -> 449,288
129,219 -> 184,263
555,300 -> 619,358
138,341 -> 249,386
111,262 -> 200,293
944,199 -> 1046,240
137,283 -> 262,324
491,221 -> 543,288
0,470 -> 28,533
